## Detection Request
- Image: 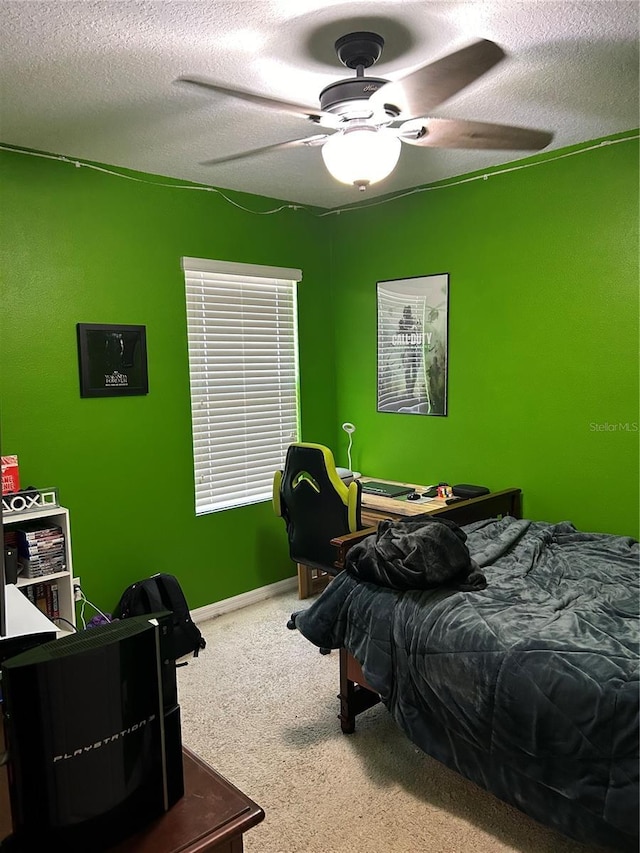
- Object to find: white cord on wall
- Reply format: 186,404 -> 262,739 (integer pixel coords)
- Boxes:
2,135 -> 634,219
77,587 -> 112,629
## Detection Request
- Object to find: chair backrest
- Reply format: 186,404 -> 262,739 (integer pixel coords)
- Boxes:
273,442 -> 362,571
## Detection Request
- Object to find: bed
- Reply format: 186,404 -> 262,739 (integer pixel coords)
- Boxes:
291,502 -> 639,853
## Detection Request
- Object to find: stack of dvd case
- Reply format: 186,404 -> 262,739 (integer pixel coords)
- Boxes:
13,522 -> 66,578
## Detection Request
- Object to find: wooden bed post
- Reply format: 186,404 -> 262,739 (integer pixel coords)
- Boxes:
338,648 -> 380,734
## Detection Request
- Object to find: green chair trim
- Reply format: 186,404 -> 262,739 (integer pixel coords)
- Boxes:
272,469 -> 283,517
292,471 -> 320,493
290,443 -> 350,504
347,481 -> 359,533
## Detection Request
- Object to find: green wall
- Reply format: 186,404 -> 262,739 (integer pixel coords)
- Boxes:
328,134 -> 639,538
1,133 -> 638,619
0,149 -> 335,612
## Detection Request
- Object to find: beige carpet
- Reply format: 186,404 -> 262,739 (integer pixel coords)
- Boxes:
178,589 -> 605,853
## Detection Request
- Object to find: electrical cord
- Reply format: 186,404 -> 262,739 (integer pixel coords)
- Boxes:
2,135 -> 636,219
317,135 -> 639,216
54,616 -> 78,632
76,587 -> 112,629
0,145 -> 308,216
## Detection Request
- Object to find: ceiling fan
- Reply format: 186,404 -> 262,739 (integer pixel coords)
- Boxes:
176,32 -> 553,191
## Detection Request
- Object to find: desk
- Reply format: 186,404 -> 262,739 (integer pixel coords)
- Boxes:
359,479 -> 521,526
296,482 -> 522,599
0,745 -> 264,853
360,477 -> 450,526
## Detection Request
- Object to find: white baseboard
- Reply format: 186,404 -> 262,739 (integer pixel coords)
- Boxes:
191,575 -> 297,624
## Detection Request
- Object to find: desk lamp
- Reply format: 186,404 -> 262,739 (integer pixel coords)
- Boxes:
341,422 -> 361,480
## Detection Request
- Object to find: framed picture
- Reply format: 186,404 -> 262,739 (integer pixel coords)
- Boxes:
77,323 -> 148,397
377,273 -> 449,416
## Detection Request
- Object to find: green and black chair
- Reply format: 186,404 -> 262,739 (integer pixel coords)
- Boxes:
273,442 -> 363,600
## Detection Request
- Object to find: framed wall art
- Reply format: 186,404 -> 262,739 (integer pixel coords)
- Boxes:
377,273 -> 449,416
77,323 -> 148,397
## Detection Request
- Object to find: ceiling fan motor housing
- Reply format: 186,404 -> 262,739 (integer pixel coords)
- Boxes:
320,77 -> 395,115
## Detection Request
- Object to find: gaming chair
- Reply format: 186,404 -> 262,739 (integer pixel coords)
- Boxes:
273,442 -> 363,594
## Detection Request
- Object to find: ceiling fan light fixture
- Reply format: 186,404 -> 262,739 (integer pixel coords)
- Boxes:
321,126 -> 401,191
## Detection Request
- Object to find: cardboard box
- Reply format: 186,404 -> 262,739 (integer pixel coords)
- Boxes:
1,455 -> 20,494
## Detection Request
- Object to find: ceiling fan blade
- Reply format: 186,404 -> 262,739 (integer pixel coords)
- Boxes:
200,135 -> 329,167
370,39 -> 506,118
176,75 -> 337,126
399,118 -> 553,150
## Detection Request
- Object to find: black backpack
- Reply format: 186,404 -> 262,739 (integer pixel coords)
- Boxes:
115,572 -> 206,660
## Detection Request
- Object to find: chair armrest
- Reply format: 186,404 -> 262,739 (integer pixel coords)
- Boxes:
331,526 -> 377,570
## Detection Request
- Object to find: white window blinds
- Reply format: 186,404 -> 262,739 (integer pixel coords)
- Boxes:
183,257 -> 302,514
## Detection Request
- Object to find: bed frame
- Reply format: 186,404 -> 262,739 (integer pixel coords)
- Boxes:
330,488 -> 523,733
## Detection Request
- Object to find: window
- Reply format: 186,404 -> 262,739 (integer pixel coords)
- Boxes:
183,257 -> 301,514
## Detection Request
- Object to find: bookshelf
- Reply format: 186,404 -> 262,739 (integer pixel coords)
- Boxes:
3,505 -> 76,634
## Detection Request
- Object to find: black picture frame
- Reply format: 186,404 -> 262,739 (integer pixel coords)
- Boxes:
77,323 -> 148,397
376,273 -> 449,416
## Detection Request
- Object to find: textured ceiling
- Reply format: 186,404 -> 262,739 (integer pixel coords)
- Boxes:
1,1 -> 638,209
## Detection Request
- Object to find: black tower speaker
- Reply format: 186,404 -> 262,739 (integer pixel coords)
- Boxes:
1,613 -> 184,851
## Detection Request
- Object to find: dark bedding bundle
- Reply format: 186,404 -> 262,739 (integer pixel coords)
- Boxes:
346,516 -> 487,591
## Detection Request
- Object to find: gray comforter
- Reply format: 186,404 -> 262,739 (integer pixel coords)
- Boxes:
293,516 -> 639,852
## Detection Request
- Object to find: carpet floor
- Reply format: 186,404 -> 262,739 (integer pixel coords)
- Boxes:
178,588 -> 605,853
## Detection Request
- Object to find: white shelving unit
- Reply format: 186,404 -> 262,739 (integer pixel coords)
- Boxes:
3,505 -> 76,635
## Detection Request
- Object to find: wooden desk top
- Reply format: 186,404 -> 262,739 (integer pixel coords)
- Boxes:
113,746 -> 264,852
0,744 -> 264,853
359,477 -> 447,519
337,486 -> 522,568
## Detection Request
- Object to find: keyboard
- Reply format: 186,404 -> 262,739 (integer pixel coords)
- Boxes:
360,482 -> 414,498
